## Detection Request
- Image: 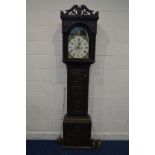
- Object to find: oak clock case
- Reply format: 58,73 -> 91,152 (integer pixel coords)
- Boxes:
60,5 -> 99,148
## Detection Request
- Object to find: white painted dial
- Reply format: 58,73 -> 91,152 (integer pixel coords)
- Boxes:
68,36 -> 89,59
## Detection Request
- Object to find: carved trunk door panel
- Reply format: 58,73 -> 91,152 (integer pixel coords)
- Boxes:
67,68 -> 89,116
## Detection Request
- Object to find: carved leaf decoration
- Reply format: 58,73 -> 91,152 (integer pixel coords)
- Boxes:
62,5 -> 97,16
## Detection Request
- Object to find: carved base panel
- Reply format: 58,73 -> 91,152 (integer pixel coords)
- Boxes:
63,114 -> 92,147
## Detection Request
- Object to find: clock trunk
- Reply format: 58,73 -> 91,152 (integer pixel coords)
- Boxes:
67,64 -> 90,116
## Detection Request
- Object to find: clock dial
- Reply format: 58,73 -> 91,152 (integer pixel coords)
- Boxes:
68,27 -> 89,59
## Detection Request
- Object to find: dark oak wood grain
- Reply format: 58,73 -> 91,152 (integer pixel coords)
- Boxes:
60,5 -> 99,148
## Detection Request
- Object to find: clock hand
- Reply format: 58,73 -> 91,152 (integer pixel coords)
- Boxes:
77,43 -> 79,49
78,41 -> 81,49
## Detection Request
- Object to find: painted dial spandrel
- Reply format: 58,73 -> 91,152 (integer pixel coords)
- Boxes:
68,27 -> 89,59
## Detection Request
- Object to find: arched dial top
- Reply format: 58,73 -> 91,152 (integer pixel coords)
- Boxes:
68,27 -> 89,59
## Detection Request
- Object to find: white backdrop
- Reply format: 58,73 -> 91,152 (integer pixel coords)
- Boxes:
26,0 -> 129,140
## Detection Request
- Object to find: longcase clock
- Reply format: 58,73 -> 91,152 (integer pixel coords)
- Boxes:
60,5 -> 99,148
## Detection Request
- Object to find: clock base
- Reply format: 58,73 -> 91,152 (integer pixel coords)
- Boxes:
63,114 -> 92,148
62,145 -> 92,149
